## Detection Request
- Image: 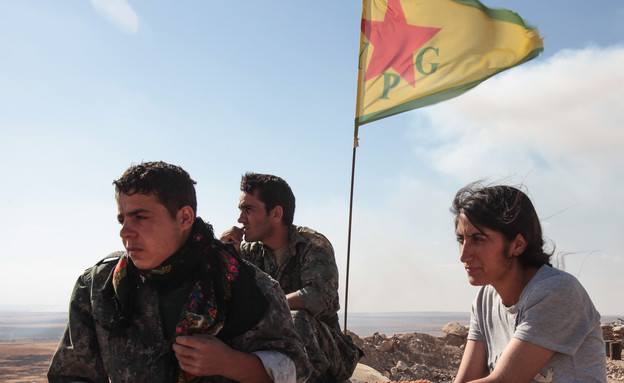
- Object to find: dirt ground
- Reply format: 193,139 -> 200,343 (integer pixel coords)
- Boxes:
609,359 -> 624,383
0,341 -> 58,383
0,340 -> 621,383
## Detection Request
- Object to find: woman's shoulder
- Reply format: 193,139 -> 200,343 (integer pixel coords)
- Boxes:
521,265 -> 596,312
529,265 -> 582,291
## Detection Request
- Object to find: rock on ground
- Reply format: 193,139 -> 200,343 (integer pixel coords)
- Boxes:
348,363 -> 391,383
346,325 -> 466,383
607,359 -> 624,382
347,323 -> 624,383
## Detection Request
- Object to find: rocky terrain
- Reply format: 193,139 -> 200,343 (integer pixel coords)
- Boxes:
0,322 -> 622,382
348,322 -> 624,383
348,323 -> 467,383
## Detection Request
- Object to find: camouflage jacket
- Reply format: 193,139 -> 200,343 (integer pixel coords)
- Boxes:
48,249 -> 310,383
240,225 -> 340,326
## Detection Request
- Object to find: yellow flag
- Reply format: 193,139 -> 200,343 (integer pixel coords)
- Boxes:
355,0 -> 543,130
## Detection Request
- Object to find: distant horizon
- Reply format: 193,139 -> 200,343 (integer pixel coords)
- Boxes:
0,310 -> 621,340
1,306 -> 623,317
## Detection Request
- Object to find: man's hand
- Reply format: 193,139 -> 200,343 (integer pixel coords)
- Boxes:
285,292 -> 306,310
173,334 -> 233,377
173,334 -> 272,383
220,226 -> 244,252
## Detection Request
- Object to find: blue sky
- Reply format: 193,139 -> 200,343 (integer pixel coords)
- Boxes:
1,1 -> 623,318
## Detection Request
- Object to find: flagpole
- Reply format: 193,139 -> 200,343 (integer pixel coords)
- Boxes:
344,0 -> 543,333
343,135 -> 359,332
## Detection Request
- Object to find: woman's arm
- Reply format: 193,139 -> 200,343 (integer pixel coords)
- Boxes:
455,340 -> 489,383
456,338 -> 555,383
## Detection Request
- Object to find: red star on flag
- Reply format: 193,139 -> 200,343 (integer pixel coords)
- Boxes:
361,0 -> 441,87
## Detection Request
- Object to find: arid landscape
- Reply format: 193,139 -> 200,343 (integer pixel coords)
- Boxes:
0,311 -> 64,382
0,312 -> 622,383
0,341 -> 58,383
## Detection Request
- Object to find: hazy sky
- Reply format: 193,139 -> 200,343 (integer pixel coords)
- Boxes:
1,1 -> 622,319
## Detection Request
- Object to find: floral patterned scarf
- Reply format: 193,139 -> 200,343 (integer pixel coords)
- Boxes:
111,217 -> 240,382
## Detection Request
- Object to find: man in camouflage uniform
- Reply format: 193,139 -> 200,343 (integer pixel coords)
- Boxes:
48,162 -> 310,383
221,173 -> 362,383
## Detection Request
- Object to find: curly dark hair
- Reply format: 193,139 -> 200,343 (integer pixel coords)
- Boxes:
451,182 -> 552,268
113,161 -> 197,218
240,172 -> 295,226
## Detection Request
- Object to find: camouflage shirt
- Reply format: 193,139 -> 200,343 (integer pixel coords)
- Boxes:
48,248 -> 310,383
240,225 -> 340,326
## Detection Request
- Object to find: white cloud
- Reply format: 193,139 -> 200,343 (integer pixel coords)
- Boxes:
413,45 -> 624,180
92,0 -> 139,35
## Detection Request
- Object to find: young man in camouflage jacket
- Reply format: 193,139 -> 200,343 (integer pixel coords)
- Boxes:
48,162 -> 310,383
220,173 -> 362,383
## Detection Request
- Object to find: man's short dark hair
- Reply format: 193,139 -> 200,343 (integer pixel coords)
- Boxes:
113,161 -> 197,218
241,173 -> 295,226
451,182 -> 552,268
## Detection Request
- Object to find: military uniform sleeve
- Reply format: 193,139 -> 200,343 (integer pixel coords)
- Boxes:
295,231 -> 340,318
48,269 -> 108,383
226,265 -> 311,383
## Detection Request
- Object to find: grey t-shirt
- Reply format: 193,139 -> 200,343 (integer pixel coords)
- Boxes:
468,265 -> 606,382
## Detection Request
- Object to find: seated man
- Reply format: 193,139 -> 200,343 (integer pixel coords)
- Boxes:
48,162 -> 310,383
451,182 -> 606,383
221,173 -> 362,383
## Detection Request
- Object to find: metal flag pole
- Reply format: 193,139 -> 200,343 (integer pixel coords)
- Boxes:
343,135 -> 359,332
